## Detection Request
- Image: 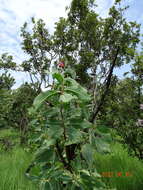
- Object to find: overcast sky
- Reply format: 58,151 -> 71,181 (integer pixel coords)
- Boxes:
0,0 -> 143,88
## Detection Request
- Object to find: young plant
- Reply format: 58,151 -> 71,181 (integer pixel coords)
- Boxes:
26,70 -> 113,190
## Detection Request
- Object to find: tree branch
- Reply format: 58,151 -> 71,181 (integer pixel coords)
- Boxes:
90,47 -> 120,123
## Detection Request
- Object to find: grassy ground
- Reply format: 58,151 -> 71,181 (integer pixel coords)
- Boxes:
1,129 -> 143,190
0,147 -> 37,190
0,128 -> 37,190
94,143 -> 143,190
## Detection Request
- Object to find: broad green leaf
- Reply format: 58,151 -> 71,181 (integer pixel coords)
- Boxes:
80,170 -> 106,189
94,137 -> 111,153
35,147 -> 54,163
40,180 -> 56,190
64,68 -> 76,79
47,123 -> 64,139
25,173 -> 41,182
65,128 -> 82,145
66,183 -> 83,190
96,125 -> 110,133
101,133 -> 112,143
65,78 -> 79,88
81,120 -> 92,129
50,170 -> 64,179
60,93 -> 77,103
28,107 -> 37,114
46,107 -> 59,119
44,139 -> 56,147
69,108 -> 82,118
65,78 -> 91,102
65,88 -> 91,102
68,118 -> 84,129
53,72 -> 64,83
81,144 -> 95,166
94,126 -> 112,143
80,169 -> 90,176
69,118 -> 92,129
94,127 -> 112,143
33,90 -> 60,110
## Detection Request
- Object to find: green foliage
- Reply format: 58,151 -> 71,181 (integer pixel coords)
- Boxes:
17,0 -> 140,100
0,82 -> 37,144
0,0 -> 143,189
0,128 -> 19,151
9,83 -> 37,144
20,18 -> 54,91
33,90 -> 59,111
0,89 -> 13,128
99,51 -> 143,159
0,53 -> 16,71
0,72 -> 15,90
0,62 -> 16,128
27,70 -> 112,189
1,129 -> 143,190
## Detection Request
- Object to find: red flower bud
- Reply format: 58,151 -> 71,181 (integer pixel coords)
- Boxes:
58,61 -> 65,68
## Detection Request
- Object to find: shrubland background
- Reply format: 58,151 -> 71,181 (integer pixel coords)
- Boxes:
0,0 -> 143,189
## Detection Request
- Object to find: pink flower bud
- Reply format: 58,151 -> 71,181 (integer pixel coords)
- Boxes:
58,61 -> 65,68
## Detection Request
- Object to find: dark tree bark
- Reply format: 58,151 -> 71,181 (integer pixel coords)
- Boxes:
90,47 -> 120,123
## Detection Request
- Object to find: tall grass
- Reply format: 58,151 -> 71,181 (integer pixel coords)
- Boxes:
0,128 -> 18,138
94,143 -> 143,190
1,128 -> 143,190
0,147 -> 38,190
0,147 -> 37,190
0,132 -> 37,190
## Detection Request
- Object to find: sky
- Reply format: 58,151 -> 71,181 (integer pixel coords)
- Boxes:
0,0 -> 143,88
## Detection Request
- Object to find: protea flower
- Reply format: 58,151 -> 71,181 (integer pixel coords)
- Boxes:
58,61 -> 65,68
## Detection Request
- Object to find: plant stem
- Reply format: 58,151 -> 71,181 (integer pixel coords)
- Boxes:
60,105 -> 66,140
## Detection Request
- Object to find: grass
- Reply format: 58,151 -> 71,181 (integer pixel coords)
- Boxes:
1,128 -> 143,190
0,147 -> 37,190
0,128 -> 19,149
94,143 -> 143,190
0,128 -> 37,190
0,128 -> 18,138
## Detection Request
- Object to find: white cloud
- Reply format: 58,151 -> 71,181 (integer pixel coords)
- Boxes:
0,0 -> 114,56
0,0 -> 115,88
0,0 -> 72,88
0,0 -> 71,55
